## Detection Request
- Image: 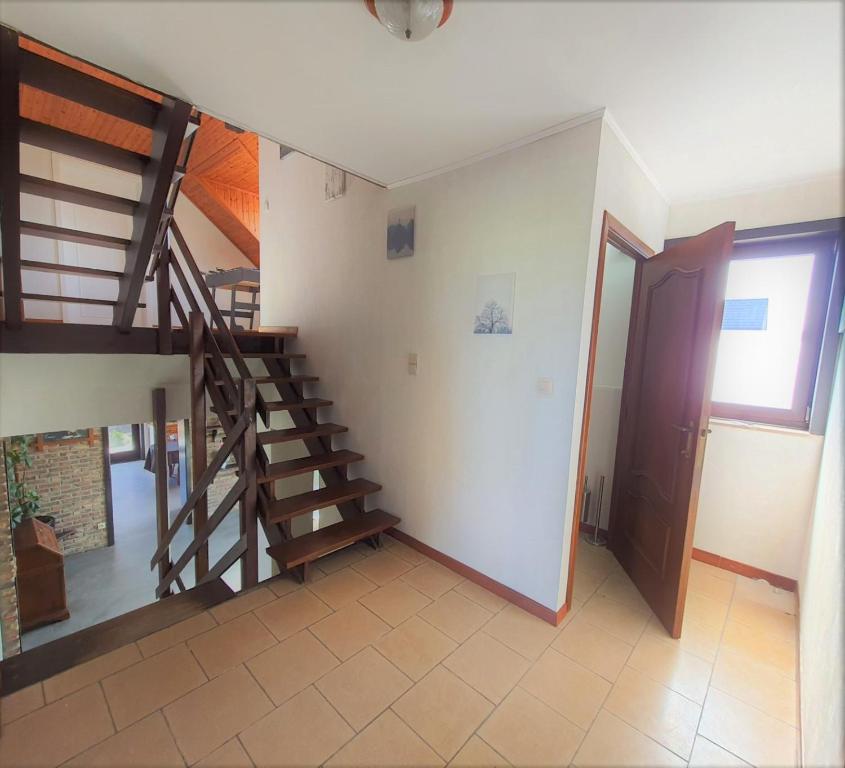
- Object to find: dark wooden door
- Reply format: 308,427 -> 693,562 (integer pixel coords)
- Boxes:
609,222 -> 735,637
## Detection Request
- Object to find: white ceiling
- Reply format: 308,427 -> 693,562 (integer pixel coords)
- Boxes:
2,1 -> 841,201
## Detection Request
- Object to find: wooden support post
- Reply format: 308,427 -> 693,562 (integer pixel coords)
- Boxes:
156,244 -> 172,353
152,388 -> 172,597
240,378 -> 258,589
0,27 -> 22,329
189,311 -> 209,580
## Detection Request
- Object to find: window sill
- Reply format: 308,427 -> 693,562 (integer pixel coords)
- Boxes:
708,417 -> 817,438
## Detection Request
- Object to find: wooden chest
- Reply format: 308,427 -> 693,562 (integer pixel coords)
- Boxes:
13,517 -> 70,631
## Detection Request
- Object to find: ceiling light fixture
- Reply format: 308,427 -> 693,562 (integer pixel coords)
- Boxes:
366,0 -> 453,42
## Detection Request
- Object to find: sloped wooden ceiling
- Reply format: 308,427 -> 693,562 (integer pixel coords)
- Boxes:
182,116 -> 260,265
18,38 -> 260,265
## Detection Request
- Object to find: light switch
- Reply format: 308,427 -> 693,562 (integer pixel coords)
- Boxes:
408,353 -> 418,375
537,377 -> 554,396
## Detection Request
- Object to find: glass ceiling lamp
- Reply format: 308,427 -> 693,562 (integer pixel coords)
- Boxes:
366,0 -> 453,42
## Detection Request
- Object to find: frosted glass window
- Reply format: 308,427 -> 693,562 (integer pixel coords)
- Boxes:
712,253 -> 815,409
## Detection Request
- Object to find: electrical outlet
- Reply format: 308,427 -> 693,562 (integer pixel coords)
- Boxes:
97,522 -> 107,530
537,377 -> 554,396
408,352 -> 418,375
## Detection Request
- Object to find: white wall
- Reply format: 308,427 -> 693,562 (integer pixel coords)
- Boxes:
667,174 -> 844,238
584,244 -> 636,531
261,120 -> 605,610
0,354 -> 190,437
799,332 -> 844,768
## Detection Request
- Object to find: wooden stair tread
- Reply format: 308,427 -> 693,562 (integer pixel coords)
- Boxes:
258,423 -> 347,446
0,578 -> 234,696
258,449 -> 363,483
262,478 -> 382,524
213,375 -> 318,386
20,259 -> 124,280
204,351 -> 305,360
265,398 -> 332,412
21,221 -> 131,250
20,175 -> 139,215
266,510 -> 400,570
15,292 -> 145,308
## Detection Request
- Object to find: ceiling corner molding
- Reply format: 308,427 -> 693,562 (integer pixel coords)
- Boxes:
387,108 -> 608,190
601,109 -> 669,205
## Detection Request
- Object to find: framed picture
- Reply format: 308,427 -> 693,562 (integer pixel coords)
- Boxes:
36,429 -> 95,451
474,273 -> 515,335
387,206 -> 415,259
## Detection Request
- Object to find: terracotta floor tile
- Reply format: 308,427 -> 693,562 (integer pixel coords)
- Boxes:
419,591 -> 493,642
65,711 -> 183,767
733,576 -> 796,614
482,604 -> 558,661
688,735 -> 751,767
315,545 -> 369,574
721,621 -> 797,678
0,684 -> 114,768
240,686 -> 353,767
382,537 -> 430,566
688,567 -> 736,604
453,580 -> 508,613
137,612 -> 217,658
690,559 -> 736,584
375,616 -> 458,680
552,616 -> 633,682
579,594 -> 650,645
643,615 -> 722,662
254,588 -> 332,641
266,573 -> 303,597
596,572 -> 651,612
604,666 -> 701,759
43,643 -> 141,703
520,648 -> 611,729
478,686 -> 584,767
572,568 -> 607,603
308,567 -> 377,609
359,580 -> 432,627
246,629 -> 338,705
572,709 -> 684,767
317,646 -> 412,730
210,586 -> 276,624
325,710 -> 443,767
196,738 -> 254,768
351,551 -> 414,585
728,596 -> 797,646
401,562 -> 464,599
699,688 -> 798,767
627,631 -> 712,704
1,682 -> 44,725
685,591 -> 730,630
393,665 -> 493,760
187,612 -> 277,678
442,632 -> 530,704
711,648 -> 798,726
447,735 -> 509,767
310,603 -> 390,660
164,665 -> 273,765
102,643 -> 207,730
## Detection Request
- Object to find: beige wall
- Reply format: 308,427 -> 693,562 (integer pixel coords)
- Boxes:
799,332 -> 844,768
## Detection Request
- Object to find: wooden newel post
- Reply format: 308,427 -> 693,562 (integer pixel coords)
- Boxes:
156,244 -> 172,354
189,311 -> 209,580
240,378 -> 259,589
152,388 -> 172,597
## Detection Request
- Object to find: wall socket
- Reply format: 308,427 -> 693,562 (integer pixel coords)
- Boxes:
97,522 -> 107,530
408,353 -> 419,375
537,377 -> 554,396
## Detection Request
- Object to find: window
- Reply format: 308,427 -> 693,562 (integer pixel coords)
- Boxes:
711,234 -> 837,428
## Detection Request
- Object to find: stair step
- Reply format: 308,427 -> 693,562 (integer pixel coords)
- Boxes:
205,351 -> 306,360
258,422 -> 347,446
266,510 -> 400,570
262,478 -> 382,524
265,398 -> 332,412
0,578 -> 233,696
20,49 -> 160,127
17,292 -> 145,308
20,118 -> 149,174
21,221 -> 131,250
20,259 -> 124,280
20,175 -> 139,215
258,449 -> 363,484
213,376 -> 319,386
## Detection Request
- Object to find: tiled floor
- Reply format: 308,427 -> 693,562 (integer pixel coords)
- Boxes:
0,537 -> 800,767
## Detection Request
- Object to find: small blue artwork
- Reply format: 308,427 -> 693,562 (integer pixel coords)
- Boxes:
474,272 -> 515,335
722,298 -> 769,331
387,206 -> 415,259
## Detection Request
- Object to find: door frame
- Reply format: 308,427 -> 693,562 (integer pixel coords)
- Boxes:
564,211 -> 654,609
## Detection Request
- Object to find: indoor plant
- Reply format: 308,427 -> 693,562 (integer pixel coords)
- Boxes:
5,436 -> 44,527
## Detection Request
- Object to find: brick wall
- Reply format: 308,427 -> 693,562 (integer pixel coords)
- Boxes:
206,428 -> 238,510
0,446 -> 21,657
6,432 -> 109,556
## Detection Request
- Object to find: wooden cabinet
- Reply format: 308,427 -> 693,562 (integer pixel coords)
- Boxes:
14,517 -> 70,631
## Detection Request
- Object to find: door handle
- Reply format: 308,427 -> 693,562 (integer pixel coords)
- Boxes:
671,422 -> 695,458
